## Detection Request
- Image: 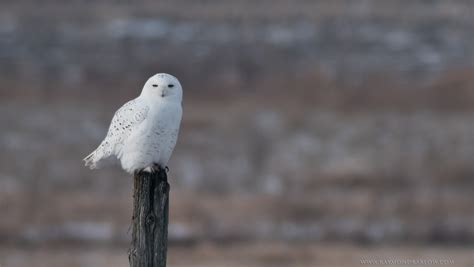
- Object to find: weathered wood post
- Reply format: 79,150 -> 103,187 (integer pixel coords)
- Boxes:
129,167 -> 169,267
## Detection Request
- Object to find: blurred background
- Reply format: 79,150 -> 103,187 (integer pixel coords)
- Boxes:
1,0 -> 474,266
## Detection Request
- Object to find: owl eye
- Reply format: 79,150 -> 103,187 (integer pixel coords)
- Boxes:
152,84 -> 158,87
168,84 -> 174,88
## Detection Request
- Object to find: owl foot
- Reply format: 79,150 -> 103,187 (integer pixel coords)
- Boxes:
136,165 -> 159,175
142,166 -> 154,173
135,164 -> 168,179
151,163 -> 169,173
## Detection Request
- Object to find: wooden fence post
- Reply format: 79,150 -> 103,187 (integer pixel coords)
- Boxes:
129,167 -> 169,267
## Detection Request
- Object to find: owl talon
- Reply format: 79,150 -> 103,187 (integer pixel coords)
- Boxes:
143,166 -> 154,173
152,163 -> 166,173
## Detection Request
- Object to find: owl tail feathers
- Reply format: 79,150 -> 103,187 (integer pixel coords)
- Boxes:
83,150 -> 101,170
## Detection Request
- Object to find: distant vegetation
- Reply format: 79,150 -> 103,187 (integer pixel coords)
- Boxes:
1,0 -> 474,110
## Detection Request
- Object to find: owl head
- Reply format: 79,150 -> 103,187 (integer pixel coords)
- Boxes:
141,73 -> 183,103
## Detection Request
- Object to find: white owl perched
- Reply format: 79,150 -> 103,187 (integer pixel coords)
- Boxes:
84,73 -> 183,174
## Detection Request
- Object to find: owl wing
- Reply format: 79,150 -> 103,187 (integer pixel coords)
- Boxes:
104,98 -> 149,155
83,98 -> 149,168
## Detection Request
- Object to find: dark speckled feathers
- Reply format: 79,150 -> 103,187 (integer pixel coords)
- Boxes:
83,98 -> 149,169
103,98 -> 149,154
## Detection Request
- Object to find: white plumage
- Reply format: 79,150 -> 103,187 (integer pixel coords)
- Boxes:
84,73 -> 183,174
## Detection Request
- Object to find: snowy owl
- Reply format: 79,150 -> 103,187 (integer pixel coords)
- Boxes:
84,73 -> 183,174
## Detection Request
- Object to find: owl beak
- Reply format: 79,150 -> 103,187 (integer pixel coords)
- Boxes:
160,88 -> 169,97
